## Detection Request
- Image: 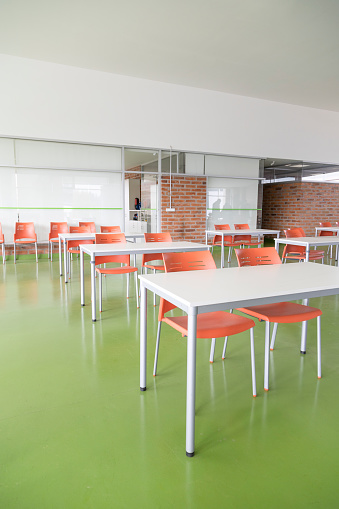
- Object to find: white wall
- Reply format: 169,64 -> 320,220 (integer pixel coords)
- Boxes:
1,54 -> 339,164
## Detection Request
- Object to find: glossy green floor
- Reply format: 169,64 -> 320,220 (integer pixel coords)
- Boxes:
1,249 -> 339,508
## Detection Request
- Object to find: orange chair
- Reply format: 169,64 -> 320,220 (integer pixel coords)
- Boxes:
100,226 -> 121,233
234,224 -> 263,248
152,250 -> 257,396
234,247 -> 322,391
282,228 -> 324,263
0,223 -> 5,264
48,222 -> 68,262
319,222 -> 335,258
13,222 -> 38,263
142,232 -> 172,305
79,221 -> 96,233
67,226 -> 94,276
212,224 -> 242,263
95,233 -> 139,311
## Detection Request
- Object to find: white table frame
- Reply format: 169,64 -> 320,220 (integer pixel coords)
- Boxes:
275,236 -> 339,264
58,232 -> 144,283
80,241 -> 209,322
205,229 -> 281,267
139,262 -> 339,457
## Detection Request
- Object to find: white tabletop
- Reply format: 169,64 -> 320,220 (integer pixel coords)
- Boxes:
206,228 -> 280,236
275,236 -> 339,247
315,227 -> 339,233
81,241 -> 208,259
139,262 -> 339,313
59,232 -> 144,240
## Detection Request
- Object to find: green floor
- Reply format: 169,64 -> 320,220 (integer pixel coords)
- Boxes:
1,248 -> 339,508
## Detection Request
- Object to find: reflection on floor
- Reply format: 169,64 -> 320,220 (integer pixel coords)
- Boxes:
1,247 -> 339,508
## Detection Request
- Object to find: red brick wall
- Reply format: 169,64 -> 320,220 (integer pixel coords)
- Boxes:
262,182 -> 339,236
161,176 -> 207,242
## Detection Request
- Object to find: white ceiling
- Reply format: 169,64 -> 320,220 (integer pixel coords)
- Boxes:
1,0 -> 339,111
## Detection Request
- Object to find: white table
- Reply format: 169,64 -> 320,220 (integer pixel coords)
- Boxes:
139,262 -> 339,456
275,236 -> 339,264
58,232 -> 144,283
80,241 -> 209,321
205,229 -> 281,267
315,227 -> 339,236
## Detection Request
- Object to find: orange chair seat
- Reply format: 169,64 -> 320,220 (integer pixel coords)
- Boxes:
14,238 -> 36,243
237,302 -> 322,324
95,266 -> 137,275
283,250 -> 324,261
163,311 -> 255,339
143,263 -> 165,271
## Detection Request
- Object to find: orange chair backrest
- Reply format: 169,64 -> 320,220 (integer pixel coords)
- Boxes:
0,223 -> 3,243
319,222 -> 333,236
143,232 -> 172,264
144,232 -> 172,242
79,221 -> 96,233
95,233 -> 129,265
100,225 -> 121,233
285,228 -> 301,238
49,222 -> 68,240
235,247 -> 282,267
14,222 -> 37,241
68,225 -> 93,249
234,223 -> 251,242
283,229 -> 306,255
213,224 -> 232,244
159,251 -> 216,319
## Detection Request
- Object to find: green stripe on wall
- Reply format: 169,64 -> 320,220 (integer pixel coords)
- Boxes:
0,207 -> 122,210
207,208 -> 262,211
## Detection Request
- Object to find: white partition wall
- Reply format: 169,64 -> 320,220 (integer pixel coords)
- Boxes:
206,156 -> 260,229
0,139 -> 123,243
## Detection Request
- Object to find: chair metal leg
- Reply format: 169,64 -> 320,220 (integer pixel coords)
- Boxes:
250,328 -> 256,397
35,242 -> 38,263
135,271 -> 139,308
222,309 -> 232,359
127,272 -> 130,299
2,243 -> 5,264
270,323 -> 278,350
209,338 -> 216,363
51,242 -> 53,262
317,316 -> 321,379
222,337 -> 228,359
264,321 -> 270,391
153,321 -> 162,376
153,267 -> 158,304
14,242 -> 16,264
227,246 -> 233,263
99,272 -> 102,313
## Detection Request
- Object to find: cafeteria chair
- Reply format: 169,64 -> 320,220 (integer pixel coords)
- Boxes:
212,224 -> 242,263
142,232 -> 172,305
100,226 -> 121,233
234,224 -> 263,248
95,233 -> 139,311
233,247 -> 322,391
282,228 -> 324,263
153,250 -> 257,397
79,221 -> 96,233
319,222 -> 335,258
67,226 -> 94,277
0,223 -> 5,264
13,222 -> 38,263
48,222 -> 68,262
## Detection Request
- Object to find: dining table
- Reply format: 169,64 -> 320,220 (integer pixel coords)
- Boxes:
58,232 -> 144,283
275,236 -> 339,264
139,262 -> 339,457
205,228 -> 281,267
80,241 -> 209,322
